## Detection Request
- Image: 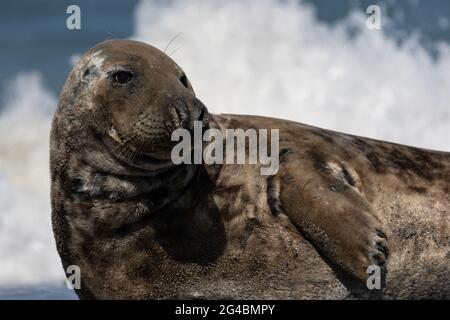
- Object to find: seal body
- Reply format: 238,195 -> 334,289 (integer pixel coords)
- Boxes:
210,114 -> 450,299
50,40 -> 449,299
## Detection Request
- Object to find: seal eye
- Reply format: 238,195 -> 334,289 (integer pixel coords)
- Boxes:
179,74 -> 189,88
111,70 -> 134,84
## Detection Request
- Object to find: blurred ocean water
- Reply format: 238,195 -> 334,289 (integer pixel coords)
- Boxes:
0,0 -> 449,299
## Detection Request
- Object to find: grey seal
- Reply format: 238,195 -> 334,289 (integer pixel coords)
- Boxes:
50,40 -> 449,299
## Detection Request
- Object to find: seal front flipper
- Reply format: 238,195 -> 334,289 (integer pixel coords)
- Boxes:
268,152 -> 389,287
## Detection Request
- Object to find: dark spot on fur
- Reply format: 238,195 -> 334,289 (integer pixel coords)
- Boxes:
389,150 -> 436,180
355,136 -> 449,183
240,218 -> 260,248
443,185 -> 449,194
71,81 -> 83,98
366,152 -> 387,174
352,138 -> 371,153
408,186 -> 428,194
309,150 -> 327,172
311,130 -> 335,143
352,136 -> 449,184
411,148 -> 444,169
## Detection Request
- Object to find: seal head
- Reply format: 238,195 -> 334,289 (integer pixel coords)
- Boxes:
54,39 -> 207,172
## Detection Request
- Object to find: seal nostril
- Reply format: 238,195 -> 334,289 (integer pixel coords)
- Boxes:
192,99 -> 208,125
198,108 -> 205,121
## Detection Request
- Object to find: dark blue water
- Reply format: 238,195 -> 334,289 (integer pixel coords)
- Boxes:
0,0 -> 449,99
0,0 -> 137,96
305,0 -> 450,56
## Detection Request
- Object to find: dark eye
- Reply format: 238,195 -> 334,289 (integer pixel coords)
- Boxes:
111,70 -> 134,84
179,74 -> 189,88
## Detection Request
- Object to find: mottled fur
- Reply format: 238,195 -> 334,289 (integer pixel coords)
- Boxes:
50,40 -> 449,299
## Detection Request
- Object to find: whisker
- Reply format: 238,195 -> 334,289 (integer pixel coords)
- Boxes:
109,134 -> 134,154
130,137 -> 146,164
107,31 -> 118,39
123,136 -> 138,162
109,133 -> 140,161
163,32 -> 182,53
169,46 -> 182,57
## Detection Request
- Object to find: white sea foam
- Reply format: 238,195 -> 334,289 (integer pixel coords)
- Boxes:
0,0 -> 449,296
0,72 -> 66,285
133,0 -> 450,151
